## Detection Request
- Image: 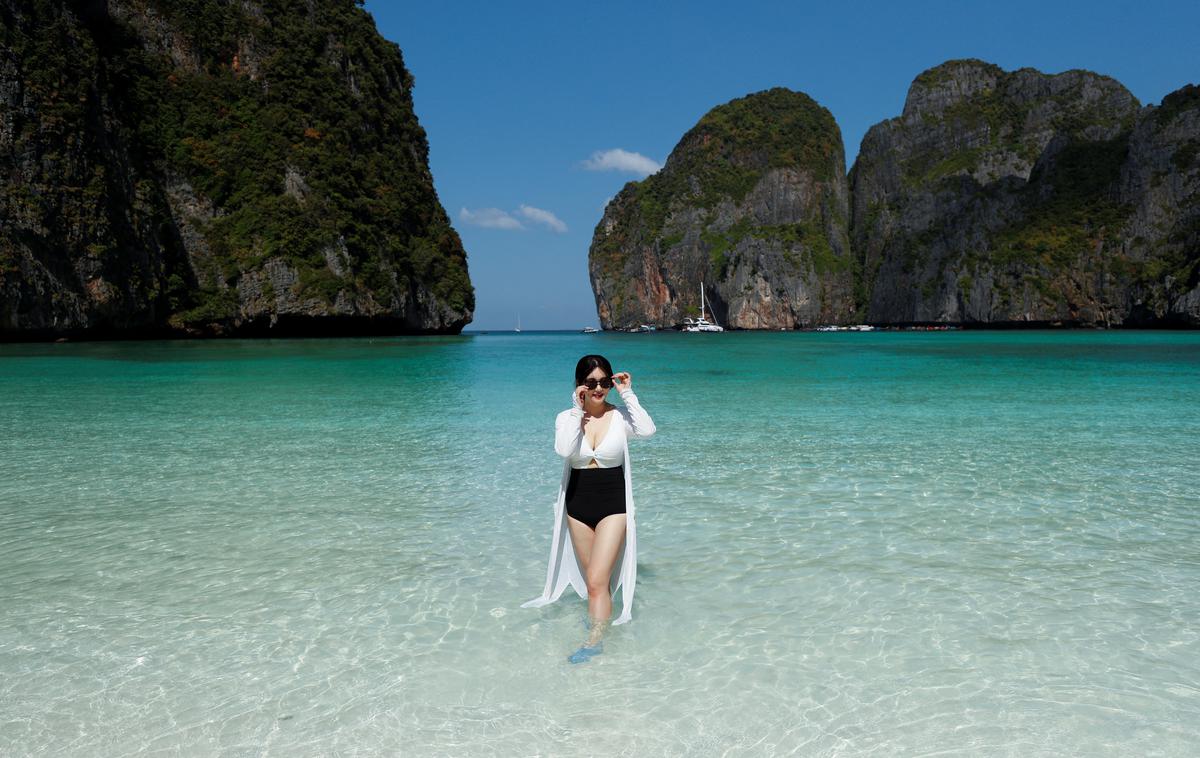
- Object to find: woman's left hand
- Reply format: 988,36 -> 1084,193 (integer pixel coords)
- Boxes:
613,371 -> 632,392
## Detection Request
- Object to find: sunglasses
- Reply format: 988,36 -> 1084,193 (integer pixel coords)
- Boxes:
582,377 -> 615,390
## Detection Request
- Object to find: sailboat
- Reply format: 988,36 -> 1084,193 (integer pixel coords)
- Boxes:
515,313 -> 521,333
683,281 -> 724,332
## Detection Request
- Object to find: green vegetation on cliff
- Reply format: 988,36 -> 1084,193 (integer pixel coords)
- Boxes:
1155,84 -> 1200,128
589,87 -> 854,328
1,0 -> 472,335
594,61 -> 1199,329
845,59 -> 1200,326
157,0 -> 469,313
903,60 -> 1139,187
630,88 -> 842,237
994,134 -> 1133,269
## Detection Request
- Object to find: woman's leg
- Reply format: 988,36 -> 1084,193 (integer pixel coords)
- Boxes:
566,514 -> 594,575
584,514 -> 627,639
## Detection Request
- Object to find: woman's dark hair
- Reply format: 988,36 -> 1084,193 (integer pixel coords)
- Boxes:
575,354 -> 614,386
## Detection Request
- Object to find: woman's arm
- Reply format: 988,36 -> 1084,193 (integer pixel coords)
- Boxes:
555,391 -> 585,457
617,387 -> 656,439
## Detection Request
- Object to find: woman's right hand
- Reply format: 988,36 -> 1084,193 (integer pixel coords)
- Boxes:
573,385 -> 587,409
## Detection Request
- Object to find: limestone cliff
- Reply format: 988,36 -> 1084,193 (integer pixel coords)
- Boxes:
849,59 -> 1198,326
593,61 -> 1198,329
1117,84 -> 1200,325
0,0 -> 473,340
589,88 -> 854,330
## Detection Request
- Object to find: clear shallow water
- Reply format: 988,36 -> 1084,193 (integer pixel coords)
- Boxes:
1,330 -> 1198,756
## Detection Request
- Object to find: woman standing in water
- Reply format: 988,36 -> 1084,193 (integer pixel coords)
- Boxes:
521,354 -> 657,664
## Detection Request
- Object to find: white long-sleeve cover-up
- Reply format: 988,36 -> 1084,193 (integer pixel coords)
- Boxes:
521,386 -> 656,625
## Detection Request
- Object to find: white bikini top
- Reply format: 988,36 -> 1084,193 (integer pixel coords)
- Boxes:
569,410 -> 625,469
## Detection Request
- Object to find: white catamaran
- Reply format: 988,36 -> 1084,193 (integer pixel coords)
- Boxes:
682,281 -> 724,332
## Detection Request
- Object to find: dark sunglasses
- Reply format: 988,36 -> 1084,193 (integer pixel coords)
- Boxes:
582,377 -> 614,390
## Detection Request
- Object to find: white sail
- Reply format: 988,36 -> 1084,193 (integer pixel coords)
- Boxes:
685,280 -> 724,332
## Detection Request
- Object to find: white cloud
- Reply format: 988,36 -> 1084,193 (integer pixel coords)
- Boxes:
517,205 -> 568,233
459,207 -> 524,230
581,148 -> 662,177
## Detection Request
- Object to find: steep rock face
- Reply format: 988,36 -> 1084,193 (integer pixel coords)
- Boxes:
1117,85 -> 1200,324
850,59 -> 1198,326
589,88 -> 854,330
0,0 -> 473,339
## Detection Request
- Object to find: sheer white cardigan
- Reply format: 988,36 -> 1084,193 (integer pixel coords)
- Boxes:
521,386 -> 656,624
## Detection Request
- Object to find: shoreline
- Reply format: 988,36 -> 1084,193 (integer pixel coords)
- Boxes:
4,321 -> 1200,344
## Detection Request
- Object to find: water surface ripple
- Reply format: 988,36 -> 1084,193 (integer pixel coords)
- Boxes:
1,331 -> 1198,756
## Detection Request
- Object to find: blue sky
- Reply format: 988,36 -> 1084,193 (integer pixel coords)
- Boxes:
362,0 -> 1198,331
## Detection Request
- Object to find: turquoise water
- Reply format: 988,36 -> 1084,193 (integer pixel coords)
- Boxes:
2,330 -> 1198,756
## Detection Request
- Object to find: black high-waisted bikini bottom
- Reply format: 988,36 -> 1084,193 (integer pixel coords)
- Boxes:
565,465 -> 626,530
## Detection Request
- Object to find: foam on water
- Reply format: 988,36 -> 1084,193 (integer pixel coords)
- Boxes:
1,331 -> 1198,755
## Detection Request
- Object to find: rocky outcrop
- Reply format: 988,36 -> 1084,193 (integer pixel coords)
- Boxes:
589,88 -> 855,330
1116,85 -> 1200,325
0,0 -> 473,340
593,60 -> 1198,329
849,59 -> 1198,327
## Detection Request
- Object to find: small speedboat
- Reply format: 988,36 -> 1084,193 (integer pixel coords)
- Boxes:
582,326 -> 599,333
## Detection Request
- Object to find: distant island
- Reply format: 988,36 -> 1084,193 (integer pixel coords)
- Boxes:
0,0 -> 473,342
592,60 -> 1199,329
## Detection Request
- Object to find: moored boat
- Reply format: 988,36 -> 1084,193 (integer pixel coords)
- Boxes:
683,282 -> 724,332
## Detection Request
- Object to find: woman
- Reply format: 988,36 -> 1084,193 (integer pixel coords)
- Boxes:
521,354 -> 657,664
